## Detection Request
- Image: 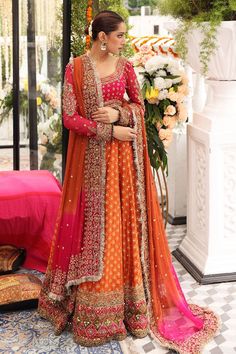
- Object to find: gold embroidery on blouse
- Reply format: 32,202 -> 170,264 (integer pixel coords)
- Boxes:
63,77 -> 77,116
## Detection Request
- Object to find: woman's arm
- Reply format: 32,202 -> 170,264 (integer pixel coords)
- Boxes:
116,60 -> 145,127
63,63 -> 112,141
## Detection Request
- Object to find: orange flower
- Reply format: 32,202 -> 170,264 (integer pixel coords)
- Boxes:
86,0 -> 93,50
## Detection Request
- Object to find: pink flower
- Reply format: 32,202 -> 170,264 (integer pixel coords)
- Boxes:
156,121 -> 162,130
131,54 -> 143,67
181,74 -> 188,86
142,54 -> 155,65
163,137 -> 172,148
164,105 -> 176,116
159,128 -> 173,148
177,103 -> 188,122
167,91 -> 179,102
159,128 -> 172,140
178,84 -> 189,96
163,115 -> 171,126
165,128 -> 173,140
140,44 -> 152,54
50,98 -> 59,109
159,128 -> 168,140
176,93 -> 185,103
167,116 -> 177,129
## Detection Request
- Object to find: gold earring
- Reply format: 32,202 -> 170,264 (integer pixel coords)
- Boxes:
100,42 -> 107,51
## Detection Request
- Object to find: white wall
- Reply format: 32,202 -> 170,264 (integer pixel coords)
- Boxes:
128,15 -> 174,37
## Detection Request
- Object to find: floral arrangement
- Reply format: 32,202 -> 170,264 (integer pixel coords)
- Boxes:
130,37 -> 178,64
37,81 -> 60,113
38,113 -> 62,180
0,79 -> 60,124
0,79 -> 62,179
38,113 -> 62,154
131,44 -> 157,68
132,49 -> 188,171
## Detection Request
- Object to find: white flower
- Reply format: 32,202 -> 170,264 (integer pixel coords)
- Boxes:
41,83 -> 50,95
38,122 -> 44,135
164,105 -> 176,116
164,78 -> 173,88
88,21 -> 93,37
158,89 -> 168,100
172,77 -> 182,84
38,114 -> 60,143
145,56 -> 169,74
157,69 -> 167,77
169,67 -> 182,76
154,77 -> 166,90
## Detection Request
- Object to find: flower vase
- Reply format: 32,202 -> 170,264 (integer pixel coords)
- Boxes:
173,21 -> 236,283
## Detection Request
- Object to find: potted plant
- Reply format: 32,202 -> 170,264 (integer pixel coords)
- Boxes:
155,0 -> 236,78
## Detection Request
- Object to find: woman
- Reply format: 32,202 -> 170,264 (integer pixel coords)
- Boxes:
38,10 -> 219,353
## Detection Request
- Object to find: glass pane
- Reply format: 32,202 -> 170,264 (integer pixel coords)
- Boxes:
0,0 -> 13,170
19,0 -> 63,181
0,0 -> 63,181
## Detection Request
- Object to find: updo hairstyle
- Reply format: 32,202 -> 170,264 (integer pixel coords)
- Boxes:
85,10 -> 124,41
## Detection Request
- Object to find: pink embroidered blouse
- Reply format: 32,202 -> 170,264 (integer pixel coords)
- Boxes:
63,57 -> 144,139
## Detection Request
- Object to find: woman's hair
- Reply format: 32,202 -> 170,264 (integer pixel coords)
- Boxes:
85,10 -> 124,41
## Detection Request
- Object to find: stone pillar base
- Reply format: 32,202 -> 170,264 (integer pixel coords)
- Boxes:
173,248 -> 236,284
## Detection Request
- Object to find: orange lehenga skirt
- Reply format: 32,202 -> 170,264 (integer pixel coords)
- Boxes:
72,139 -> 148,345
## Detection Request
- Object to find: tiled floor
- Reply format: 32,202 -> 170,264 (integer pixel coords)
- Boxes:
1,225 -> 236,353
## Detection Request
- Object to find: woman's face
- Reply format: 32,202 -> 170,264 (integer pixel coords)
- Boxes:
106,22 -> 127,55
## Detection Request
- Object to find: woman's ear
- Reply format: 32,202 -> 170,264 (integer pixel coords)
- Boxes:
98,31 -> 107,43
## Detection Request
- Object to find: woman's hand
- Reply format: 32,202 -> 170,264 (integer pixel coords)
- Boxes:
113,126 -> 137,141
92,107 -> 119,124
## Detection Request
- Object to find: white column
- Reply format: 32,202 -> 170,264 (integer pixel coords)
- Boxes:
167,127 -> 187,223
166,65 -> 193,224
176,80 -> 236,282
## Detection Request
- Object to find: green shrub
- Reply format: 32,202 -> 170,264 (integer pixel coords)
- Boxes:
156,0 -> 236,74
